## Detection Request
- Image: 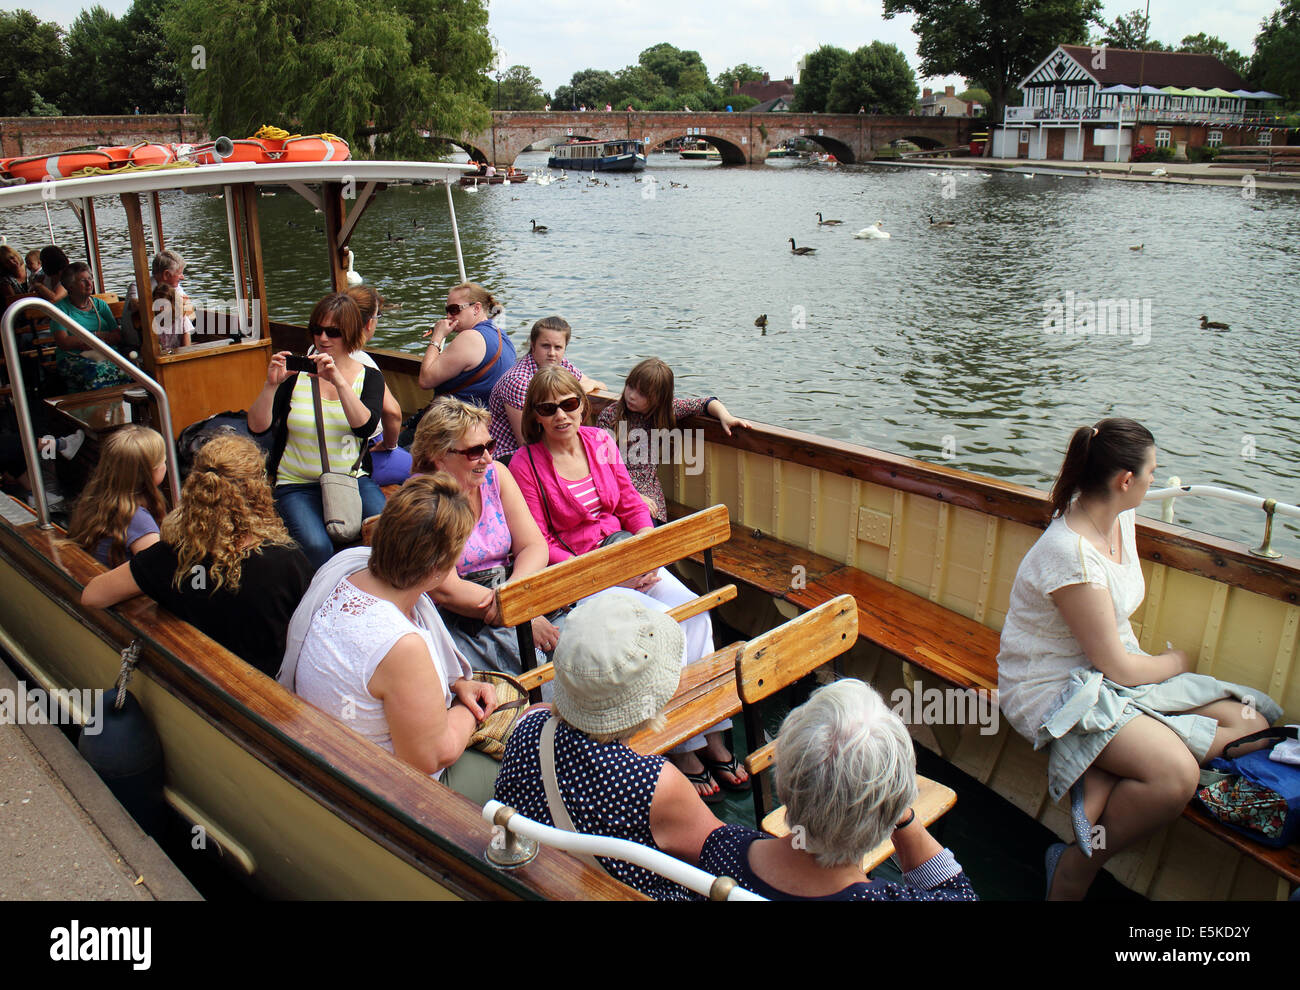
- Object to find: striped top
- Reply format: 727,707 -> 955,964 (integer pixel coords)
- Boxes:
275,373 -> 368,485
564,474 -> 600,517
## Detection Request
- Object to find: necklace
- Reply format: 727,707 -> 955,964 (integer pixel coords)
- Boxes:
1078,503 -> 1115,556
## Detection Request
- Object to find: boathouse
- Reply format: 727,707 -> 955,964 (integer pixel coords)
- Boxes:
993,45 -> 1279,162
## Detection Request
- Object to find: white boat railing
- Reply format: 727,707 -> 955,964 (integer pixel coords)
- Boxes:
482,800 -> 766,901
1144,479 -> 1299,558
1,297 -> 182,528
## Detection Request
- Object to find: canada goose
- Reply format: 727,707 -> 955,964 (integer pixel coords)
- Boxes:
854,221 -> 890,239
344,248 -> 362,286
530,219 -> 549,233
412,219 -> 425,231
386,229 -> 405,243
816,212 -> 843,226
1199,315 -> 1229,330
754,314 -> 768,329
1130,244 -> 1143,251
788,238 -> 816,255
928,215 -> 955,228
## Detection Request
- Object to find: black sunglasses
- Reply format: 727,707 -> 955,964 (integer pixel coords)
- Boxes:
535,395 -> 583,417
445,301 -> 478,316
451,438 -> 497,459
308,322 -> 342,339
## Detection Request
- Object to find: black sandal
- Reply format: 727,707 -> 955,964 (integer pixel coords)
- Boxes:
699,753 -> 752,792
680,765 -> 724,804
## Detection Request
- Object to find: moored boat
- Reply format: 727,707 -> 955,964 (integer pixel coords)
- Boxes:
547,138 -> 646,172
680,140 -> 720,161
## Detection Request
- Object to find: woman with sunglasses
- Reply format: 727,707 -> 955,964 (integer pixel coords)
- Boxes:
410,397 -> 557,673
248,293 -> 387,570
416,282 -> 516,407
510,366 -> 749,802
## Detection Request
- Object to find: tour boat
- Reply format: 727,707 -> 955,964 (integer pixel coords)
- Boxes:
547,138 -> 646,173
679,140 -> 720,161
0,156 -> 1296,902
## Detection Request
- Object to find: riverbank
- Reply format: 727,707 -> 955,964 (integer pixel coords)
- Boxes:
875,155 -> 1300,190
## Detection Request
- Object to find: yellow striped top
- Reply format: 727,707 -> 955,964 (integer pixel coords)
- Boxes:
275,373 -> 368,486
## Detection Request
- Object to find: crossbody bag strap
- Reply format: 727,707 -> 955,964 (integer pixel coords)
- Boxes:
539,717 -> 606,874
526,446 -> 578,557
309,374 -> 331,478
454,321 -> 504,392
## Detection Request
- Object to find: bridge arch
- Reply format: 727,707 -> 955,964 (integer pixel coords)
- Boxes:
430,137 -> 492,163
644,131 -> 746,165
901,134 -> 945,150
800,134 -> 855,164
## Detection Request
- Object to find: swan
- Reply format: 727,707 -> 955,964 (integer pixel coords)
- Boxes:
344,248 -> 362,286
465,178 -> 479,194
1151,168 -> 1167,177
1199,315 -> 1229,330
854,221 -> 890,239
816,212 -> 843,226
928,215 -> 955,229
788,238 -> 816,255
531,219 -> 549,233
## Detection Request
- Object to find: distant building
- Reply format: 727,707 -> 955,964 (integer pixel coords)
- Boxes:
919,86 -> 973,117
748,95 -> 792,113
734,73 -> 794,104
995,45 -> 1276,161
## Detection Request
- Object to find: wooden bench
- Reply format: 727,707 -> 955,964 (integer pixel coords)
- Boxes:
681,512 -> 1299,889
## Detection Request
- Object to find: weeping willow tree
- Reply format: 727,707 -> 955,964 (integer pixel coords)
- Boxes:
165,0 -> 492,159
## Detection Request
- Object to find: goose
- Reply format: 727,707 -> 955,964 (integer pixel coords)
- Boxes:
412,219 -> 425,232
1129,244 -> 1143,251
386,229 -> 405,243
344,248 -> 362,286
927,215 -> 955,229
530,219 -> 549,233
854,221 -> 890,239
1199,315 -> 1229,330
788,238 -> 816,255
754,314 -> 768,330
816,212 -> 843,226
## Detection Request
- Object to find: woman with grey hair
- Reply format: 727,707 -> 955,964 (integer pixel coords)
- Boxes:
699,679 -> 977,900
125,248 -> 194,351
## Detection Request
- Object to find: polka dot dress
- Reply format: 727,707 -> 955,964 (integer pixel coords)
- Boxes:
700,824 -> 979,901
494,710 -> 695,901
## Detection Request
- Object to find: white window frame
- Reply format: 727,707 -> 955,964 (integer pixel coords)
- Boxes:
1259,130 -> 1273,146
1154,129 -> 1171,149
1206,130 -> 1223,148
1019,130 -> 1030,144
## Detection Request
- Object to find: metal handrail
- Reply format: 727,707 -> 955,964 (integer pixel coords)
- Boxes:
1144,480 -> 1299,559
1,297 -> 181,529
481,801 -> 766,900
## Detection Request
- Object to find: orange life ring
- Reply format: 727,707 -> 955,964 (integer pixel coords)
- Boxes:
280,135 -> 350,162
2,150 -> 120,182
128,142 -> 176,167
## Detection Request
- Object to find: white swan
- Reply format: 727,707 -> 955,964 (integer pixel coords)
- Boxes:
854,221 -> 890,239
1151,167 -> 1167,177
465,178 -> 479,194
345,248 -> 362,286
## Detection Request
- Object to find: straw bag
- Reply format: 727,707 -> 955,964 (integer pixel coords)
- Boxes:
311,375 -> 367,543
468,670 -> 528,759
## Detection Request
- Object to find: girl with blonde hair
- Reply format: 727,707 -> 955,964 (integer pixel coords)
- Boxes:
68,424 -> 167,567
82,433 -> 314,676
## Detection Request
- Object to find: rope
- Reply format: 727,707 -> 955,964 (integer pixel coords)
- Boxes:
69,161 -> 198,179
249,126 -> 344,143
114,639 -> 142,711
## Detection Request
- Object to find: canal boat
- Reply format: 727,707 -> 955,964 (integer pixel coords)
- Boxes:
1,156 -> 1297,902
547,139 -> 646,173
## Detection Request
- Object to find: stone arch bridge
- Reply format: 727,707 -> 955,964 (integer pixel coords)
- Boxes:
458,110 -> 973,166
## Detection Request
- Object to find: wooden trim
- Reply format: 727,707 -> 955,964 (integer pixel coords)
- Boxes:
238,184 -> 270,340
734,596 -> 858,705
120,192 -> 158,373
0,518 -> 641,901
322,182 -> 348,293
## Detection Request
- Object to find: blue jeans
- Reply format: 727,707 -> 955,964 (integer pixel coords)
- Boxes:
274,477 -> 387,570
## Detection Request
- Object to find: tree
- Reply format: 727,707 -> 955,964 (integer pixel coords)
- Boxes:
64,5 -> 131,115
495,65 -> 545,110
958,86 -> 992,105
1095,8 -> 1164,49
826,43 -> 918,114
1252,0 -> 1300,105
608,65 -> 666,109
883,0 -> 1105,148
793,44 -> 849,112
557,68 -> 616,108
0,10 -> 68,117
1176,34 -> 1248,76
164,0 -> 493,159
637,42 -> 706,91
122,0 -> 186,113
715,63 -> 765,93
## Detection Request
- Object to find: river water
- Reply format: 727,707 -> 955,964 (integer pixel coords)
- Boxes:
6,150 -> 1298,552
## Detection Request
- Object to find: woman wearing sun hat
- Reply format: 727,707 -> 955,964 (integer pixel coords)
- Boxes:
493,593 -> 724,900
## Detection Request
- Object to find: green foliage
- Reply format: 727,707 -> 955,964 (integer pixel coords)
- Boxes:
728,94 -> 759,111
0,10 -> 68,116
716,63 -> 765,92
638,43 -> 706,92
958,86 -> 991,104
826,42 -> 917,114
554,69 -> 616,109
122,0 -> 187,113
1252,0 -> 1300,106
793,44 -> 849,112
882,0 -> 1105,135
1094,8 -> 1164,49
28,92 -> 63,116
1186,144 -> 1218,162
1176,34 -> 1248,76
64,5 -> 131,115
164,0 -> 492,159
494,65 -> 545,110
609,66 -> 666,109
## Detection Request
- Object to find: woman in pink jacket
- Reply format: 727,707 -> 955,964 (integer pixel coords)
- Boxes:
509,366 -> 750,802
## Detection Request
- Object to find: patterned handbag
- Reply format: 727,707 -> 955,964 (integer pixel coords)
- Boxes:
467,670 -> 529,760
1196,726 -> 1300,848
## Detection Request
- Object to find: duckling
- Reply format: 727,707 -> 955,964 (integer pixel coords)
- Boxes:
927,215 -> 955,229
854,221 -> 890,239
1129,244 -> 1143,251
754,314 -> 768,329
380,299 -> 403,312
816,212 -> 843,226
1199,315 -> 1229,330
530,219 -> 549,233
788,238 -> 816,255
386,229 -> 405,243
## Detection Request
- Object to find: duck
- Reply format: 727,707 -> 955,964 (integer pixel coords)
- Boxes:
1129,244 -> 1143,251
854,221 -> 890,239
386,229 -> 405,243
927,215 -> 955,229
754,314 -> 768,330
1199,315 -> 1229,330
531,219 -> 549,233
816,212 -> 843,226
344,248 -> 362,286
788,238 -> 816,255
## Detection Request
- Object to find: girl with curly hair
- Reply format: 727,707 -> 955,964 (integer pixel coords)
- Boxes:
82,433 -> 314,675
67,425 -> 168,567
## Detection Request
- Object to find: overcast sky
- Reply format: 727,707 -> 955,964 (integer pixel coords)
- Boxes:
4,0 -> 1281,94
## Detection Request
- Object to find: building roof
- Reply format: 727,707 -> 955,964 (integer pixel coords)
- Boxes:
737,76 -> 794,102
1023,45 -> 1245,91
748,96 -> 791,113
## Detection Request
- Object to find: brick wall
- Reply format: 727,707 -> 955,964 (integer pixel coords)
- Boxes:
0,115 -> 208,159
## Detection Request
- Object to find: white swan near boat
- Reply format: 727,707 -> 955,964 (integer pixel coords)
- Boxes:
465,179 -> 479,194
854,221 -> 890,239
345,248 -> 362,286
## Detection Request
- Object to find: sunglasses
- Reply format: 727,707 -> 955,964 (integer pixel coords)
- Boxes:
535,395 -> 583,417
451,438 -> 497,459
445,301 -> 478,316
308,323 -> 342,339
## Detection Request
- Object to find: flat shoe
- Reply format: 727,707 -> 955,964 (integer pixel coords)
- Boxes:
681,765 -> 724,804
1045,842 -> 1068,900
1069,779 -> 1093,858
699,753 -> 752,792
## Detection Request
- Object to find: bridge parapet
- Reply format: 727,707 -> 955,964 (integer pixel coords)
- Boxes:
0,114 -> 207,159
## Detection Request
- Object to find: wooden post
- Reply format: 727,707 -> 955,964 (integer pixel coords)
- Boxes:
121,192 -> 159,374
238,184 -> 270,339
322,182 -> 348,293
